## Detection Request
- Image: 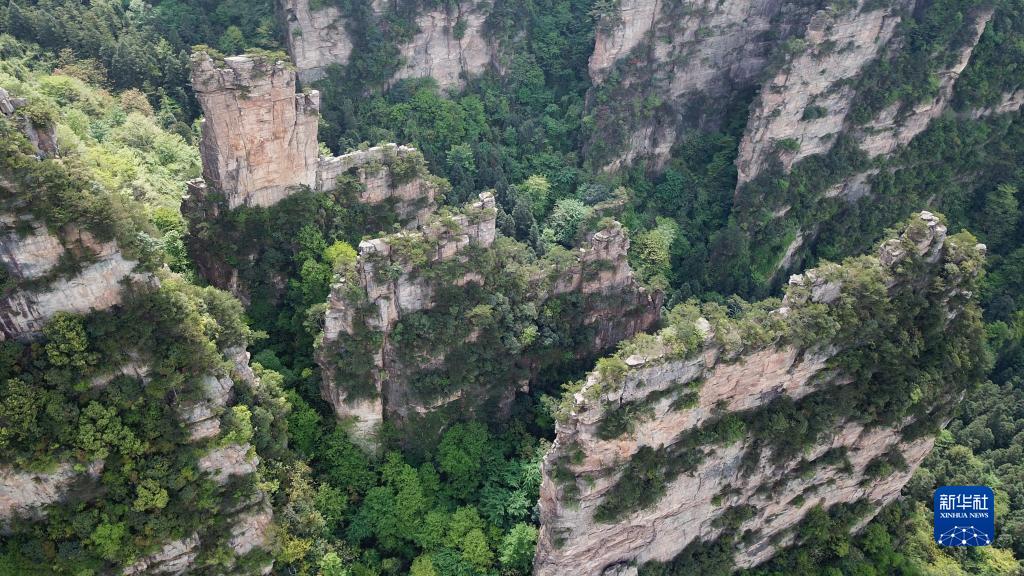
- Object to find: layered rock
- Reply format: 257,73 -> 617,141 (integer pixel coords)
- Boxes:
279,0 -> 494,89
0,461 -> 103,521
586,0 -> 821,170
317,143 -> 440,225
535,213 -> 985,574
729,4 -> 1016,281
318,202 -> 663,448
856,6 -> 995,158
280,0 -> 353,84
318,192 -> 499,443
549,223 -> 663,351
391,1 -> 494,89
191,52 -> 321,209
735,0 -> 908,184
0,216 -> 149,339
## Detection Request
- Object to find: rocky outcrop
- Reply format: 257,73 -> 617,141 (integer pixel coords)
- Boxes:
550,223 -> 663,351
0,461 -> 103,521
280,0 -> 353,84
317,143 -> 440,225
586,0 -> 821,170
735,0 -> 908,184
0,87 -> 56,157
391,2 -> 494,90
279,0 -> 494,90
318,203 -> 663,449
856,7 -> 995,158
0,218 -> 148,339
191,52 -> 321,209
535,213 -> 985,574
122,534 -> 200,576
318,192 -> 498,442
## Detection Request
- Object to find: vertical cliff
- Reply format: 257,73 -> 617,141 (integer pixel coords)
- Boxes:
191,52 -> 321,209
535,212 -> 987,574
729,1 -> 1019,283
585,0 -> 823,170
279,0 -> 495,89
734,0 -> 910,185
317,205 -> 662,449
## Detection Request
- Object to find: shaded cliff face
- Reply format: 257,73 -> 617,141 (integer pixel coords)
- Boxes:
729,1 -> 1019,282
535,212 -> 987,574
317,205 -> 662,450
191,53 -> 321,209
585,0 -> 823,170
279,0 -> 495,89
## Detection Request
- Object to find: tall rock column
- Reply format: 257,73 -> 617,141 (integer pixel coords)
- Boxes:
535,212 -> 987,574
191,52 -> 321,209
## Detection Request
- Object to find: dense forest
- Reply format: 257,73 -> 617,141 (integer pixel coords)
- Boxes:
1,0 -> 1023,574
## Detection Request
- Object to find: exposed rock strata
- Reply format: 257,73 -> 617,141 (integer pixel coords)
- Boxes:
280,0 -> 352,84
122,534 -> 200,576
587,0 -> 821,170
191,52 -> 321,209
535,213 -> 982,574
318,204 -> 663,448
0,461 -> 103,521
279,0 -> 494,89
735,0 -> 908,184
391,2 -> 494,90
0,214 -> 151,340
318,192 -> 499,442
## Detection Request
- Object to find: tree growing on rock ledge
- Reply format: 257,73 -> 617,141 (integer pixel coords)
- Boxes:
535,211 -> 988,576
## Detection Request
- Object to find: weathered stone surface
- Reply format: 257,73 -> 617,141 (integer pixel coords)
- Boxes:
550,223 -> 663,351
281,0 -> 352,84
0,86 -> 57,157
318,192 -> 498,444
317,144 -> 439,225
392,2 -> 494,90
228,499 -> 274,556
0,461 -> 103,520
123,534 -> 200,576
191,52 -> 321,209
736,1 -> 907,184
588,0 -> 820,170
279,0 -> 493,89
0,220 -> 151,340
535,213 -> 978,575
857,7 -> 995,158
198,443 -> 259,485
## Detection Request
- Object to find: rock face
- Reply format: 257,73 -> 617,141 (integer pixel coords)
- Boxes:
535,213 -> 985,574
855,6 -> 995,158
191,52 -> 321,209
318,192 -> 499,443
722,2 -> 1022,284
0,461 -> 103,521
278,0 -> 495,90
735,0 -> 908,184
1,86 -> 56,157
391,2 -> 494,90
550,223 -> 663,351
586,0 -> 821,170
0,217 -> 149,340
317,143 -> 440,225
280,0 -> 353,84
317,200 -> 663,448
